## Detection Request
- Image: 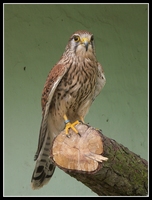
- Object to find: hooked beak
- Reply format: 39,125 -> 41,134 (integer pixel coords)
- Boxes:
81,38 -> 89,51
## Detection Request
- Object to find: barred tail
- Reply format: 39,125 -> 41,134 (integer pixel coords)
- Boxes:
31,131 -> 55,189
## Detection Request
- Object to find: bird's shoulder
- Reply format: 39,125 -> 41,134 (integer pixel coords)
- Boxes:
41,61 -> 70,114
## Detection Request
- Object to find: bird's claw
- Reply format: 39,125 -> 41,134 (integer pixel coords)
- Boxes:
63,115 -> 81,137
65,120 -> 81,137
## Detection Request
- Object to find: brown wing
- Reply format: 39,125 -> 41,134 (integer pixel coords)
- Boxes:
41,63 -> 65,115
34,62 -> 70,160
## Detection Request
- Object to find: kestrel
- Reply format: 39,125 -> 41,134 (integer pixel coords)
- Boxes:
31,30 -> 106,189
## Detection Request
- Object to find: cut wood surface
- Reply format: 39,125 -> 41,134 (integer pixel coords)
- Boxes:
51,122 -> 108,173
51,123 -> 148,196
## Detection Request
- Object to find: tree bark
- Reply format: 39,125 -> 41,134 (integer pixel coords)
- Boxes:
51,123 -> 148,196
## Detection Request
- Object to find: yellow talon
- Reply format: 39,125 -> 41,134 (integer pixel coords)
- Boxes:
65,120 -> 80,134
63,115 -> 81,136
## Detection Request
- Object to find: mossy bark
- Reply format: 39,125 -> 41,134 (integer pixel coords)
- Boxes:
52,124 -> 148,196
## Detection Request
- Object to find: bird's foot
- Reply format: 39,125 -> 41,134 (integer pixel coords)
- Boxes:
63,115 -> 81,137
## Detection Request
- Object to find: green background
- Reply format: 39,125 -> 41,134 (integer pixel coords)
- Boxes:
4,4 -> 148,196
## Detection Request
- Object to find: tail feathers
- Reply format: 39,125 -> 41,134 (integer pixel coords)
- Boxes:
31,158 -> 55,190
31,131 -> 56,190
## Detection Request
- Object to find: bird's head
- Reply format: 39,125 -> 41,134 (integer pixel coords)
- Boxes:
65,30 -> 96,58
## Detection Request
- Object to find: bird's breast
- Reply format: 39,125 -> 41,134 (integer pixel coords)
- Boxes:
50,60 -> 98,121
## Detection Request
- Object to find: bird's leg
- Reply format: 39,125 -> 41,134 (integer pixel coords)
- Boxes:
63,115 -> 81,137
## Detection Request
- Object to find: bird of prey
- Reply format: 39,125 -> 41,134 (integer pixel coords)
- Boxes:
31,30 -> 106,189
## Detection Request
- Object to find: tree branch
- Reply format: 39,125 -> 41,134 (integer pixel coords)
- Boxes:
51,123 -> 148,196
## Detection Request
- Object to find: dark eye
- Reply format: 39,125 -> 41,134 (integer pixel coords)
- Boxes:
73,35 -> 80,42
90,35 -> 94,42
